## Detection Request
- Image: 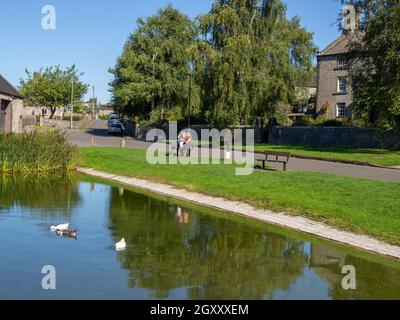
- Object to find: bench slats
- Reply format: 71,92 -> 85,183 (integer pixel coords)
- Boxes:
256,151 -> 291,171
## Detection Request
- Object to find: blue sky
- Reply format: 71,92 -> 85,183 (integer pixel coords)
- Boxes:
0,0 -> 342,103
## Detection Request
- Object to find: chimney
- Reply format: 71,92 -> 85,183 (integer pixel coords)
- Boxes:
342,5 -> 358,32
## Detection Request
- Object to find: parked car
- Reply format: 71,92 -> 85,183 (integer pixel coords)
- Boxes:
107,114 -> 119,125
108,119 -> 121,126
108,122 -> 124,136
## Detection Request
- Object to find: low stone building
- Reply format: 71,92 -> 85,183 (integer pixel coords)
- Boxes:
0,74 -> 24,133
98,104 -> 114,117
316,35 -> 353,120
23,106 -> 64,119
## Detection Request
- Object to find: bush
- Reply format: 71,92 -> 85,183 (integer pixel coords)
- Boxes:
63,115 -> 84,121
314,118 -> 352,127
291,116 -> 353,127
292,116 -> 315,126
0,130 -> 79,173
137,119 -> 152,129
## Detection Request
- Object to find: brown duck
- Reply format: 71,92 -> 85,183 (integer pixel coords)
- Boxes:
57,229 -> 78,239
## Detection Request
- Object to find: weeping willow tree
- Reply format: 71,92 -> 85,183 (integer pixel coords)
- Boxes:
109,1 -> 315,127
109,6 -> 200,123
195,0 -> 316,128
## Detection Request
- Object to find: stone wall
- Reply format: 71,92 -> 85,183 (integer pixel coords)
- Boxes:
21,116 -> 37,133
129,122 -> 263,143
269,126 -> 400,150
42,117 -> 89,130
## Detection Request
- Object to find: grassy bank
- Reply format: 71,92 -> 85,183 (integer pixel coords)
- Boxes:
80,147 -> 400,245
250,144 -> 400,167
193,141 -> 400,166
0,131 -> 79,173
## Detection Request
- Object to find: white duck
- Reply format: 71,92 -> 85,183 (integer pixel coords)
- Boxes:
50,223 -> 70,232
115,238 -> 126,251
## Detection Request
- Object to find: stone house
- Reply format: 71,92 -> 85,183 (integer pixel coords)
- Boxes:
24,106 -> 64,119
0,74 -> 24,133
316,35 -> 353,120
98,104 -> 114,117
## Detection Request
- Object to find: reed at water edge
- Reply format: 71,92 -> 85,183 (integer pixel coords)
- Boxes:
0,130 -> 79,173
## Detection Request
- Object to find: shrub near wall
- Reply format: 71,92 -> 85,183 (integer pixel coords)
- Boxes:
0,130 -> 80,173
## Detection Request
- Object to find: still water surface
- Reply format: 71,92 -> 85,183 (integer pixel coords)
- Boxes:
0,174 -> 399,300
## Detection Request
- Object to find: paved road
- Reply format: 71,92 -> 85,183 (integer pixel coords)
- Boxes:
66,120 -> 151,149
68,120 -> 400,182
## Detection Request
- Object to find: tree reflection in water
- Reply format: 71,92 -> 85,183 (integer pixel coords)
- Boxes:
108,186 -> 400,300
2,176 -> 399,299
0,174 -> 81,219
108,187 -> 309,300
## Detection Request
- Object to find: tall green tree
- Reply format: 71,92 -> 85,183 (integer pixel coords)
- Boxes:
340,0 -> 400,129
109,6 -> 199,123
19,65 -> 88,119
196,0 -> 316,127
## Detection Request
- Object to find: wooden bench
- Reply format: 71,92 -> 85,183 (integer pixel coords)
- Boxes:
256,151 -> 291,171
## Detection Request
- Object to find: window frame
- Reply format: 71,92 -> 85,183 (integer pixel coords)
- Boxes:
337,76 -> 348,94
336,102 -> 347,118
337,58 -> 347,70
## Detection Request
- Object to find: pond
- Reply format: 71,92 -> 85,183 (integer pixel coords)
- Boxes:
0,174 -> 399,300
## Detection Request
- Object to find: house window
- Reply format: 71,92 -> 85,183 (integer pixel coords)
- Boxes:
337,58 -> 347,69
42,109 -> 48,116
337,103 -> 347,118
337,77 -> 348,93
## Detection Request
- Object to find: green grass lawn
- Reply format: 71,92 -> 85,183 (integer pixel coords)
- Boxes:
192,141 -> 400,166
80,147 -> 400,245
250,144 -> 400,167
